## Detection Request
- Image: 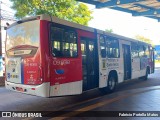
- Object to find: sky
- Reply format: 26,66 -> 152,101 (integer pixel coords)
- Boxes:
2,0 -> 160,45
1,0 -> 15,55
88,4 -> 160,45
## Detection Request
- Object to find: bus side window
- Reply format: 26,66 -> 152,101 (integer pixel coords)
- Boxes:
139,45 -> 145,57
101,49 -> 106,58
99,35 -> 106,58
52,48 -> 63,57
50,25 -> 78,57
63,49 -> 70,57
53,48 -> 58,56
131,42 -> 139,58
113,48 -> 117,58
106,38 -> 119,58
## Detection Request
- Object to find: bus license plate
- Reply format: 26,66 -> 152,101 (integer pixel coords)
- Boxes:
16,87 -> 24,92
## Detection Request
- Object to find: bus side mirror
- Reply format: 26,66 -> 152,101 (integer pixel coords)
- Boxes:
101,49 -> 106,58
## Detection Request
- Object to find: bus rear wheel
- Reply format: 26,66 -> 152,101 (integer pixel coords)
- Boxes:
143,68 -> 149,80
100,75 -> 117,94
139,67 -> 149,80
107,76 -> 117,92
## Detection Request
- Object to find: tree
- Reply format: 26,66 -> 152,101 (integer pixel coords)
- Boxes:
10,0 -> 93,26
135,35 -> 154,45
105,29 -> 113,33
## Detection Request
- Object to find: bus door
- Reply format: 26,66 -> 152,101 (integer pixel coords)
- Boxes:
81,38 -> 98,91
150,48 -> 155,73
122,44 -> 131,80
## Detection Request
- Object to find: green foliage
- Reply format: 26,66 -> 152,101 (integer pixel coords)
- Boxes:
10,0 -> 93,26
135,35 -> 154,46
105,29 -> 113,33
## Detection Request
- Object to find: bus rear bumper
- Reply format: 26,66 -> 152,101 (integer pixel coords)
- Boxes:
5,81 -> 50,97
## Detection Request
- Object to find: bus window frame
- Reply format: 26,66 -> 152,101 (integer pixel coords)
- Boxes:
49,23 -> 78,58
105,36 -> 120,58
131,42 -> 139,58
99,35 -> 106,58
138,44 -> 145,57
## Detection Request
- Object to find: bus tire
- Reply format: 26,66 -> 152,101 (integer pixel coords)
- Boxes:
143,68 -> 149,80
107,75 -> 117,93
100,75 -> 117,94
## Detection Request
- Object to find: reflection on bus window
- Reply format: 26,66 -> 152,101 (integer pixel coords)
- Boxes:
139,45 -> 145,57
132,43 -> 150,58
50,26 -> 77,57
131,42 -> 139,58
6,20 -> 40,51
106,38 -> 119,58
81,41 -> 87,65
99,35 -> 106,58
144,45 -> 149,58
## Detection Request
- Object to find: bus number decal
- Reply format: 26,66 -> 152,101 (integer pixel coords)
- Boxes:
53,59 -> 70,66
25,63 -> 38,67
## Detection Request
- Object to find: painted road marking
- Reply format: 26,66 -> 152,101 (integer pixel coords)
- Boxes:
23,93 -> 103,120
49,88 -> 160,120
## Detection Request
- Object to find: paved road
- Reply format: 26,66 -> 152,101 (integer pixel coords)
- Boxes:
0,64 -> 158,120
0,67 -> 159,113
117,67 -> 160,92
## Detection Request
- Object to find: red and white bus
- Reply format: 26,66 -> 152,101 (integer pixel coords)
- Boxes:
5,14 -> 154,97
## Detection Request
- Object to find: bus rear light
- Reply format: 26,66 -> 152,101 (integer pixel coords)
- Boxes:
39,66 -> 43,77
38,65 -> 43,84
31,88 -> 35,90
40,78 -> 43,82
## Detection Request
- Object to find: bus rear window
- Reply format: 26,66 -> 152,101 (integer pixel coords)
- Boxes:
50,26 -> 78,57
6,20 -> 40,51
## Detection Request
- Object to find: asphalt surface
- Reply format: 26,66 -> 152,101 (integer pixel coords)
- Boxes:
0,65 -> 159,120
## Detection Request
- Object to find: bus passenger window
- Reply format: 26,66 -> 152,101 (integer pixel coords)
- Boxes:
99,35 -> 106,58
144,45 -> 149,58
50,26 -> 78,57
52,48 -> 62,57
101,49 -> 106,58
63,49 -> 70,57
106,38 -> 119,58
139,45 -> 145,57
53,48 -> 58,56
131,42 -> 139,58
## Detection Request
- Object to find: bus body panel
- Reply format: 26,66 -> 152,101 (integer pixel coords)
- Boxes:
48,25 -> 83,96
5,15 -> 155,97
6,57 -> 22,84
49,57 -> 83,96
148,47 -> 155,74
23,47 -> 41,85
97,34 -> 107,88
78,29 -> 99,91
40,20 -> 50,83
5,81 -> 50,97
49,81 -> 82,96
131,58 -> 141,79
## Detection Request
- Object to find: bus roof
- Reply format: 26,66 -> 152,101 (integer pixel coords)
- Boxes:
8,14 -> 152,46
40,14 -> 151,46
